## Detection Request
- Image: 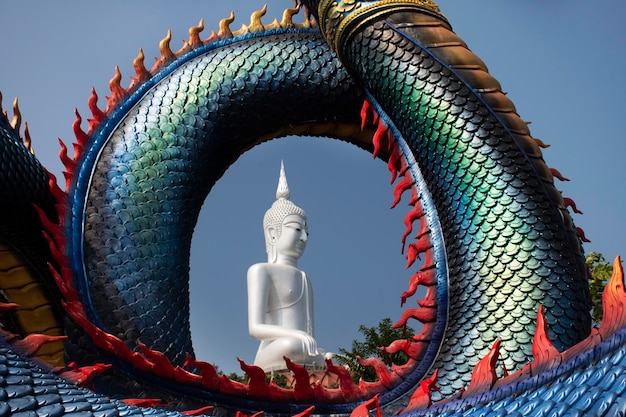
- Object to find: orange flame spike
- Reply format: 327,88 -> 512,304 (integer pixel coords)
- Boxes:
576,227 -> 591,243
189,19 -> 205,48
23,122 -> 33,154
463,339 -> 501,398
10,97 -> 21,133
531,305 -> 562,376
281,3 -> 302,28
599,256 -> 626,339
533,138 -> 550,148
87,88 -> 106,131
131,48 -> 152,89
563,197 -> 583,214
550,168 -> 570,182
203,30 -> 219,44
159,30 -> 176,66
106,66 -> 127,112
249,4 -> 268,32
176,40 -> 192,56
218,11 -> 236,38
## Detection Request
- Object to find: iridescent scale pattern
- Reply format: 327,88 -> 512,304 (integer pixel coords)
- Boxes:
343,17 -> 590,394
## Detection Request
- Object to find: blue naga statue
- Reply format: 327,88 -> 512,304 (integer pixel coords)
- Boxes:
0,1 -> 625,416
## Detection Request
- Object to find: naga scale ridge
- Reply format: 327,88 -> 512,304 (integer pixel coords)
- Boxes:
0,2 -> 624,416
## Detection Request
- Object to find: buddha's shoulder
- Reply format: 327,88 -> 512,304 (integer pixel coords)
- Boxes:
248,262 -> 299,275
247,262 -> 274,274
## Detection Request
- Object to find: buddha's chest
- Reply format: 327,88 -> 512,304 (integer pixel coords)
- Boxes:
268,271 -> 307,308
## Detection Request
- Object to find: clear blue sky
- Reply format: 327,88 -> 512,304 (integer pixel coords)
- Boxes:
0,1 -> 624,374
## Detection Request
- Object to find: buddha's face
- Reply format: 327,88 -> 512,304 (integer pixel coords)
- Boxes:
271,214 -> 308,261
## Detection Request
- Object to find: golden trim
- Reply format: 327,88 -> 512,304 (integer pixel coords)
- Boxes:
318,0 -> 446,57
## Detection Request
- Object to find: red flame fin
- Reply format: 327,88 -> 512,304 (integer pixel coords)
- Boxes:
530,305 -> 562,376
238,358 -> 270,400
599,256 -> 626,340
403,369 -> 439,412
13,334 -> 67,357
462,339 -> 501,398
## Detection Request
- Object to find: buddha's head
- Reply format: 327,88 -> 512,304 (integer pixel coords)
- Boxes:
263,162 -> 308,263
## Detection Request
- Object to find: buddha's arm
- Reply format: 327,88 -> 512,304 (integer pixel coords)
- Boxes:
247,264 -> 318,356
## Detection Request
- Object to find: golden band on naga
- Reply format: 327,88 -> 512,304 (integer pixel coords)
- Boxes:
318,0 -> 446,58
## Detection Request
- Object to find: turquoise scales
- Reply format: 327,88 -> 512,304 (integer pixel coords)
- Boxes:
303,0 -> 590,392
1,2 -> 624,417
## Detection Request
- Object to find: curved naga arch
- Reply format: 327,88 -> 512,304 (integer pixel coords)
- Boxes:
0,1 -> 625,416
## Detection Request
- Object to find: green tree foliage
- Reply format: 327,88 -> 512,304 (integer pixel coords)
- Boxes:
227,372 -> 249,384
586,252 -> 614,323
268,373 -> 289,388
336,317 -> 414,383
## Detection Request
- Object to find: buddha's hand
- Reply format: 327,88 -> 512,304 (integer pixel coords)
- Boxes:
299,332 -> 319,357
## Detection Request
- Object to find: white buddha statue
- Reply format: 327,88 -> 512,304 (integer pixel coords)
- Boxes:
247,162 -> 326,373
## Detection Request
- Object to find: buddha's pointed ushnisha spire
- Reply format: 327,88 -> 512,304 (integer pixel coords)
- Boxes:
276,160 -> 291,200
263,161 -> 307,258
